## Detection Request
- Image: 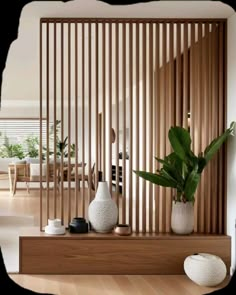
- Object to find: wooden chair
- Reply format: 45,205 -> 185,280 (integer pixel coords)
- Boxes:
11,164 -> 30,195
8,163 -> 60,196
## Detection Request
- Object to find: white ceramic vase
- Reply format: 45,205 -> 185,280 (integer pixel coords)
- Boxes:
171,201 -> 194,234
88,181 -> 118,233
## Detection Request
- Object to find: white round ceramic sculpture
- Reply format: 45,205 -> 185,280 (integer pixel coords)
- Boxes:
184,253 -> 227,287
88,181 -> 118,233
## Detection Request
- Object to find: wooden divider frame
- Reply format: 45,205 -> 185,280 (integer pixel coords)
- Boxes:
40,18 -> 227,234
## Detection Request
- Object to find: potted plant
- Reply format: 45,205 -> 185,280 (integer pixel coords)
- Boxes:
44,120 -> 77,161
0,135 -> 25,159
134,121 -> 236,234
24,134 -> 39,160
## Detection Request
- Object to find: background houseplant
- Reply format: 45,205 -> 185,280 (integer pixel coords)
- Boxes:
24,134 -> 39,159
0,135 -> 25,159
44,120 -> 77,160
134,121 -> 236,234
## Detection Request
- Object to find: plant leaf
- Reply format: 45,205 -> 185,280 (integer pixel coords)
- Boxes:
168,126 -> 192,162
159,168 -> 178,184
204,121 -> 236,163
183,165 -> 200,202
197,157 -> 207,173
134,170 -> 177,188
156,157 -> 184,188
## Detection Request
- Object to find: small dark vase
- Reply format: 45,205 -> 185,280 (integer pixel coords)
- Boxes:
69,217 -> 88,233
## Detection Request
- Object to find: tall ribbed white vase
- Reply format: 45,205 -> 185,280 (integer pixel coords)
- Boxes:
171,201 -> 194,234
88,181 -> 118,233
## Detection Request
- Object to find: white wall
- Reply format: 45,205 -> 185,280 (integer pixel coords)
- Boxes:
227,13 -> 236,274
0,1 -> 234,116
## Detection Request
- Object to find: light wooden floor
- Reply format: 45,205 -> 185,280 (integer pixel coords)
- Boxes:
9,274 -> 229,295
0,189 -> 42,225
0,191 -> 230,294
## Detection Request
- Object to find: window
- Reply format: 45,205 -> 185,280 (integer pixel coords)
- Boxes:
0,119 -> 48,153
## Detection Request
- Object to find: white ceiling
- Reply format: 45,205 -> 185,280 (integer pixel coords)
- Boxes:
1,0 -> 235,111
22,0 -> 234,19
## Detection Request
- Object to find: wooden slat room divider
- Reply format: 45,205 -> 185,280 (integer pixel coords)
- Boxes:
40,18 -> 227,234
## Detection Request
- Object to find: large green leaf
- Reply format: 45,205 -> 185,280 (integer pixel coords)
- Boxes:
197,157 -> 207,173
156,157 -> 184,188
204,121 -> 235,163
159,168 -> 178,185
168,126 -> 192,162
165,152 -> 188,178
184,165 -> 200,202
134,170 -> 177,188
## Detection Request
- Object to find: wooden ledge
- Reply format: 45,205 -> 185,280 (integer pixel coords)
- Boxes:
20,227 -> 231,275
20,227 -> 231,240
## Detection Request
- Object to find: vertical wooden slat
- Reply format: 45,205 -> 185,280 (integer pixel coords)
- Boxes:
39,20 -> 43,231
223,21 -> 227,235
95,22 -> 99,191
198,23 -> 204,233
183,23 -> 188,129
53,21 -> 57,219
129,22 -> 133,229
46,22 -> 50,223
194,23 -> 200,232
81,22 -> 85,217
214,24 -> 220,233
211,22 -> 218,234
218,22 -> 224,234
88,22 -> 92,203
108,22 -> 112,195
155,23 -> 160,233
122,22 -> 127,224
167,23 -> 174,231
142,22 -> 147,233
208,22 -> 213,233
149,23 -> 153,233
67,21 -> 72,225
102,22 -> 106,182
196,23 -> 202,232
190,22 -> 195,152
190,22 -> 197,232
203,23 -> 210,233
160,22 -> 166,232
115,23 -> 120,211
135,22 -> 140,233
60,21 -> 65,225
168,22 -> 174,232
176,23 -> 181,126
75,22 -> 79,216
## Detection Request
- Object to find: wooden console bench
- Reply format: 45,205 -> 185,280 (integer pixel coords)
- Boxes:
19,228 -> 231,275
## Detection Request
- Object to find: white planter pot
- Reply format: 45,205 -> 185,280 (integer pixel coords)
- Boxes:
88,181 -> 118,233
171,201 -> 194,234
